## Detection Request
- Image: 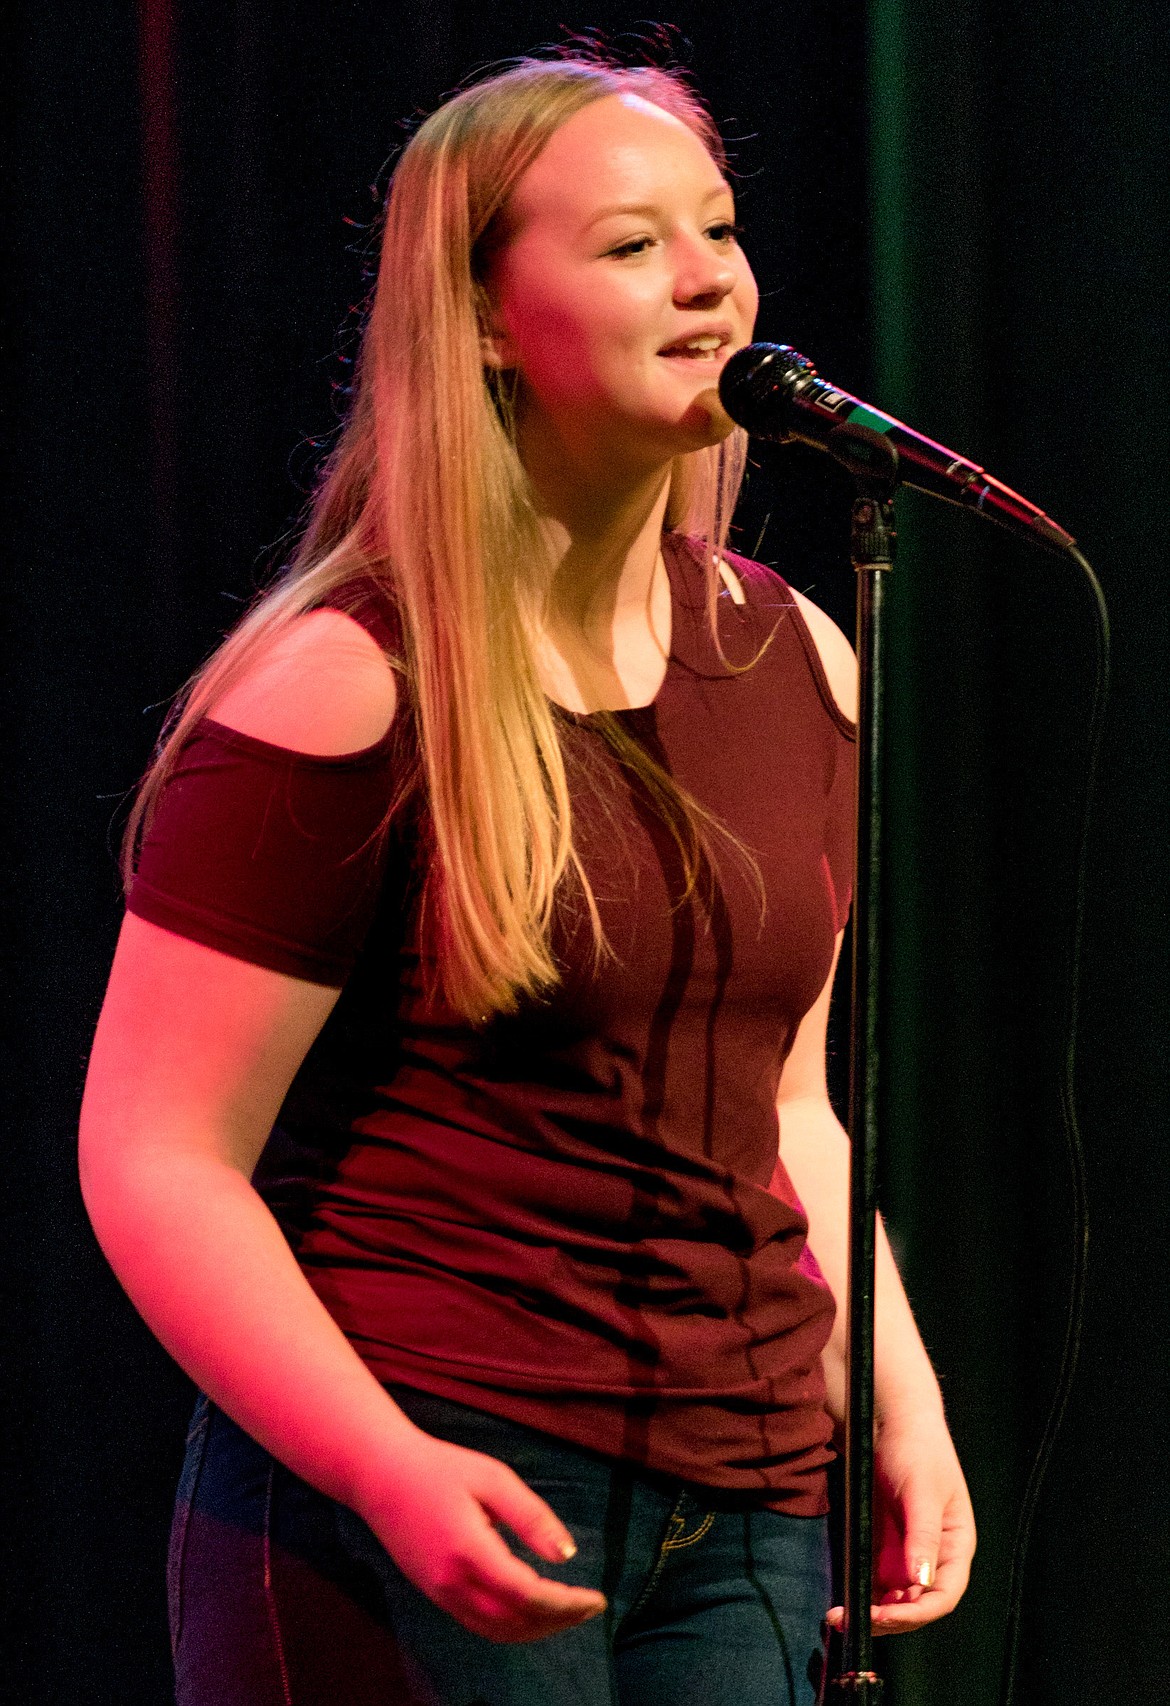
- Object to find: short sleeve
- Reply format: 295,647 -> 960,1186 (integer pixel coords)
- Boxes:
126,718 -> 403,986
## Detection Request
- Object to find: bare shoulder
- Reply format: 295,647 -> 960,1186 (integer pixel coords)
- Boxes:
208,608 -> 400,755
789,587 -> 858,725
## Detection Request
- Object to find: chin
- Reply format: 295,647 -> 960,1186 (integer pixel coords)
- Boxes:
676,387 -> 739,449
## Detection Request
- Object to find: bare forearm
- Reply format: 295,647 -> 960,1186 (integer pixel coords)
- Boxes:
777,1097 -> 944,1430
80,1144 -> 421,1510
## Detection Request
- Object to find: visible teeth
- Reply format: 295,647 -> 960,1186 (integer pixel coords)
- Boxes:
662,335 -> 725,356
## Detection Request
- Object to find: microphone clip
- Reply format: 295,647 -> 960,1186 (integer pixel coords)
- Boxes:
826,421 -> 901,571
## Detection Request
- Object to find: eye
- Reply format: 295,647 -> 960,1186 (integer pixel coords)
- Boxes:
707,220 -> 744,244
608,236 -> 655,259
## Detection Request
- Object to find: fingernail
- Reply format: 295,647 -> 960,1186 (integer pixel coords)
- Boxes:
559,1537 -> 578,1561
913,1558 -> 935,1589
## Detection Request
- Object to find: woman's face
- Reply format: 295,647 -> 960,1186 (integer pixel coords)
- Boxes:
482,93 -> 759,476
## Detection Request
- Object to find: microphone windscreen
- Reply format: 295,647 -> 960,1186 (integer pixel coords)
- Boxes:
718,343 -> 816,439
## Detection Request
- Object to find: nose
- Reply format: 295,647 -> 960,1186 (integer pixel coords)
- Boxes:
671,228 -> 738,309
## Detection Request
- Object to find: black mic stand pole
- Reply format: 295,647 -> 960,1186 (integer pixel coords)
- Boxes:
824,423 -> 902,1705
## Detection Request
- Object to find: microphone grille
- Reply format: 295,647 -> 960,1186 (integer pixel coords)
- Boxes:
718,343 -> 818,438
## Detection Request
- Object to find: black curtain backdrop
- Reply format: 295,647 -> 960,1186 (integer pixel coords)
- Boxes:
5,4 -> 1167,1703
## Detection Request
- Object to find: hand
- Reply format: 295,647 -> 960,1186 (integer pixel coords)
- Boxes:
353,1427 -> 608,1644
826,1409 -> 976,1636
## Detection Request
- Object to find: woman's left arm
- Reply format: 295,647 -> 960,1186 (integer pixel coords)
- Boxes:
776,588 -> 975,1631
776,929 -> 977,1633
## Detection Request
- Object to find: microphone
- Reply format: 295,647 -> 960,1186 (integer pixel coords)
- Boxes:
719,342 -> 1075,553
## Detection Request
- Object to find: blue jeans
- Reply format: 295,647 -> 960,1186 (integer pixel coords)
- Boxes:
169,1384 -> 831,1705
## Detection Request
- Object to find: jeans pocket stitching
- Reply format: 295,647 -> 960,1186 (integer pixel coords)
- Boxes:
622,1492 -> 687,1624
623,1547 -> 671,1625
184,1411 -> 210,1449
263,1463 -> 295,1706
183,1390 -> 210,1446
168,1402 -> 212,1664
661,1509 -> 716,1551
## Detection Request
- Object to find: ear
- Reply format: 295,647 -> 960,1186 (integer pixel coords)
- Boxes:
480,333 -> 512,371
479,320 -> 518,372
474,283 -> 518,372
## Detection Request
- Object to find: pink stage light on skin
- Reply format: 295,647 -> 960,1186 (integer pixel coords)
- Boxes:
480,94 -> 758,466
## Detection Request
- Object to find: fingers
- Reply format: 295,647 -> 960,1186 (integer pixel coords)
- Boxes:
824,1495 -> 977,1638
865,1414 -> 977,1637
876,1484 -> 975,1628
896,1481 -> 944,1606
824,1577 -> 959,1638
472,1454 -> 581,1565
431,1525 -> 607,1643
431,1457 -> 607,1644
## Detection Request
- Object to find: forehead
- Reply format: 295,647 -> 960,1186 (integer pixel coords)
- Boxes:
508,92 -> 730,232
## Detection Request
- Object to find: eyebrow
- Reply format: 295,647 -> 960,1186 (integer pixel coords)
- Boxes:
584,185 -> 733,231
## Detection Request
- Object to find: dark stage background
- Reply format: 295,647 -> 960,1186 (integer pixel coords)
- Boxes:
5,4 -> 1168,1703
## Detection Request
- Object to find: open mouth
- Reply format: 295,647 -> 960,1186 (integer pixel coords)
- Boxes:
657,334 -> 732,364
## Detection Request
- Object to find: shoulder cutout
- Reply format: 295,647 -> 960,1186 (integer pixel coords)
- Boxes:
789,588 -> 858,725
716,558 -> 747,605
207,609 -> 400,756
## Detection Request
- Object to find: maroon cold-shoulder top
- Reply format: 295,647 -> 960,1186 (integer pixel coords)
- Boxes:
128,532 -> 856,1514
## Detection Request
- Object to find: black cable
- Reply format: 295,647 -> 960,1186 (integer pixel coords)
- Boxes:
997,544 -> 1110,1706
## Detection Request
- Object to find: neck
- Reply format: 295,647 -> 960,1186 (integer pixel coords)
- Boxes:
518,413 -> 674,644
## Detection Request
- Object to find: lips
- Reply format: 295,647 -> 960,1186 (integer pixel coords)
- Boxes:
657,327 -> 735,363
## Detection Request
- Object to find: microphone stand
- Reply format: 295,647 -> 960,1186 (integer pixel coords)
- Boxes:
823,422 -> 902,1705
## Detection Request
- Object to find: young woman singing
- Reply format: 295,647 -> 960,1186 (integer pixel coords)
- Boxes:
80,51 -> 974,1706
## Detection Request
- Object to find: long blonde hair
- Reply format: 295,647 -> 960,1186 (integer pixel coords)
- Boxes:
124,52 -> 762,1022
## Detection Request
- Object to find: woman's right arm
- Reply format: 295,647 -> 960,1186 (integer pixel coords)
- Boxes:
78,613 -> 605,1643
79,914 -> 415,1511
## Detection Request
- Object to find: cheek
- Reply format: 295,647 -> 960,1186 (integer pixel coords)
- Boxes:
515,301 -> 592,373
506,282 -> 650,400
